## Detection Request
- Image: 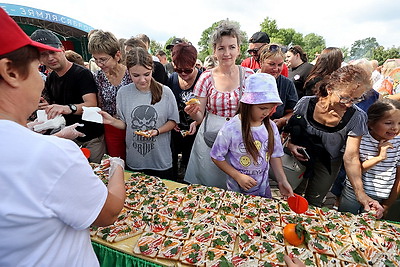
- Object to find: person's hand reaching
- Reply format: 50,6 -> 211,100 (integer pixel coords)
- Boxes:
109,157 -> 125,177
55,123 -> 85,139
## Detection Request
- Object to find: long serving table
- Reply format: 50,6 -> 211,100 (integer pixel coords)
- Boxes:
91,172 -> 400,267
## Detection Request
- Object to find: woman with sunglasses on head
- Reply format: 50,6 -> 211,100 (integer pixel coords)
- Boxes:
184,20 -> 254,189
88,30 -> 132,160
167,43 -> 203,180
100,47 -> 179,180
283,65 -> 370,207
303,47 -> 343,96
286,45 -> 313,99
259,44 -> 298,130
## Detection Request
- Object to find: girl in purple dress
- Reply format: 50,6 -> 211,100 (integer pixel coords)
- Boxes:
210,73 -> 293,198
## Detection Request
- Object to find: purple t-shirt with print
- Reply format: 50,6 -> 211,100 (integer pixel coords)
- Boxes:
210,115 -> 284,198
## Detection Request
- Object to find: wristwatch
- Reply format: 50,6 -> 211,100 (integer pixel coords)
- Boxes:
68,104 -> 77,114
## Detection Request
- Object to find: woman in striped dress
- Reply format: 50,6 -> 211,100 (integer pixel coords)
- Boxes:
184,20 -> 253,189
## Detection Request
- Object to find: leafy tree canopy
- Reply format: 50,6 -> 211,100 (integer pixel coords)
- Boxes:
371,46 -> 400,65
166,17 -> 399,66
349,37 -> 379,60
303,33 -> 325,62
259,17 -> 279,36
149,40 -> 163,56
259,17 -> 325,61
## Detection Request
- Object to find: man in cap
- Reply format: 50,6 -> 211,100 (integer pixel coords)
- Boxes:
241,31 -> 288,76
31,29 -> 105,163
0,8 -> 125,266
166,37 -> 183,51
165,38 -> 184,76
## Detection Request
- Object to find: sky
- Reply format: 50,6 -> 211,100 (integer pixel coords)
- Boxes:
6,0 -> 400,51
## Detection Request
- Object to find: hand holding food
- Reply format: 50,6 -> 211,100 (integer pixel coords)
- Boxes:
185,98 -> 200,105
134,129 -> 159,138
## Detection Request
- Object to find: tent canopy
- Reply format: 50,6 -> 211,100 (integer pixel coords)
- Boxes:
1,3 -> 94,60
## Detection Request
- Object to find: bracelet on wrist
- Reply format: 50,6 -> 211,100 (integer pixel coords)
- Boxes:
153,128 -> 160,136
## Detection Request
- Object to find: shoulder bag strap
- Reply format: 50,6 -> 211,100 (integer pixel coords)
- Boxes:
239,66 -> 244,99
203,112 -> 209,132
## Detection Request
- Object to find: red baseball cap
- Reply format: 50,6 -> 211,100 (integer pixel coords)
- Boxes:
0,8 -> 61,56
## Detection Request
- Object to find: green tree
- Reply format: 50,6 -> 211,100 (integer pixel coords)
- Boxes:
371,46 -> 400,65
302,33 -> 325,62
341,46 -> 350,62
149,40 -> 163,56
259,17 -> 279,37
197,21 -> 220,62
197,20 -> 248,64
271,28 -> 303,46
163,36 -> 176,61
259,16 -> 325,62
349,37 -> 379,60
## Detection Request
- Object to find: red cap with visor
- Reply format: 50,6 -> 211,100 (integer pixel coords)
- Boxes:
0,8 -> 61,56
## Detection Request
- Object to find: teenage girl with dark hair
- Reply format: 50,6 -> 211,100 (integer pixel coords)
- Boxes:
303,47 -> 343,96
100,47 -> 179,180
286,45 -> 313,98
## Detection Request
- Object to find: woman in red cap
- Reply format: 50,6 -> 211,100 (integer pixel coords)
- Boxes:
0,8 -> 125,266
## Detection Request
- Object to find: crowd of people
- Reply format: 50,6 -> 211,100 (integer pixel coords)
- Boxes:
1,6 -> 400,266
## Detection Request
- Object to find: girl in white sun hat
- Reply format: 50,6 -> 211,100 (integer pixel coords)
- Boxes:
210,73 -> 294,198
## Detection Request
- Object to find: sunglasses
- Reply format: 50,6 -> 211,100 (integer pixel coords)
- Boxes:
247,43 -> 268,55
267,44 -> 288,53
248,48 -> 260,55
289,46 -> 300,54
174,67 -> 194,74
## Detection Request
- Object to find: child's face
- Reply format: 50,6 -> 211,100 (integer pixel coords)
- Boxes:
129,65 -> 152,91
250,103 -> 276,125
369,109 -> 400,141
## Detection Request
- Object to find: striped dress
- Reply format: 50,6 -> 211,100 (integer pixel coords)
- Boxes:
184,66 -> 254,188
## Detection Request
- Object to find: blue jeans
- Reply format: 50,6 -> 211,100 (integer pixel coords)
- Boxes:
330,164 -> 346,197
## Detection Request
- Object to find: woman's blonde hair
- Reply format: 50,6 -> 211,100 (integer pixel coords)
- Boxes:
88,30 -> 120,61
259,44 -> 285,64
